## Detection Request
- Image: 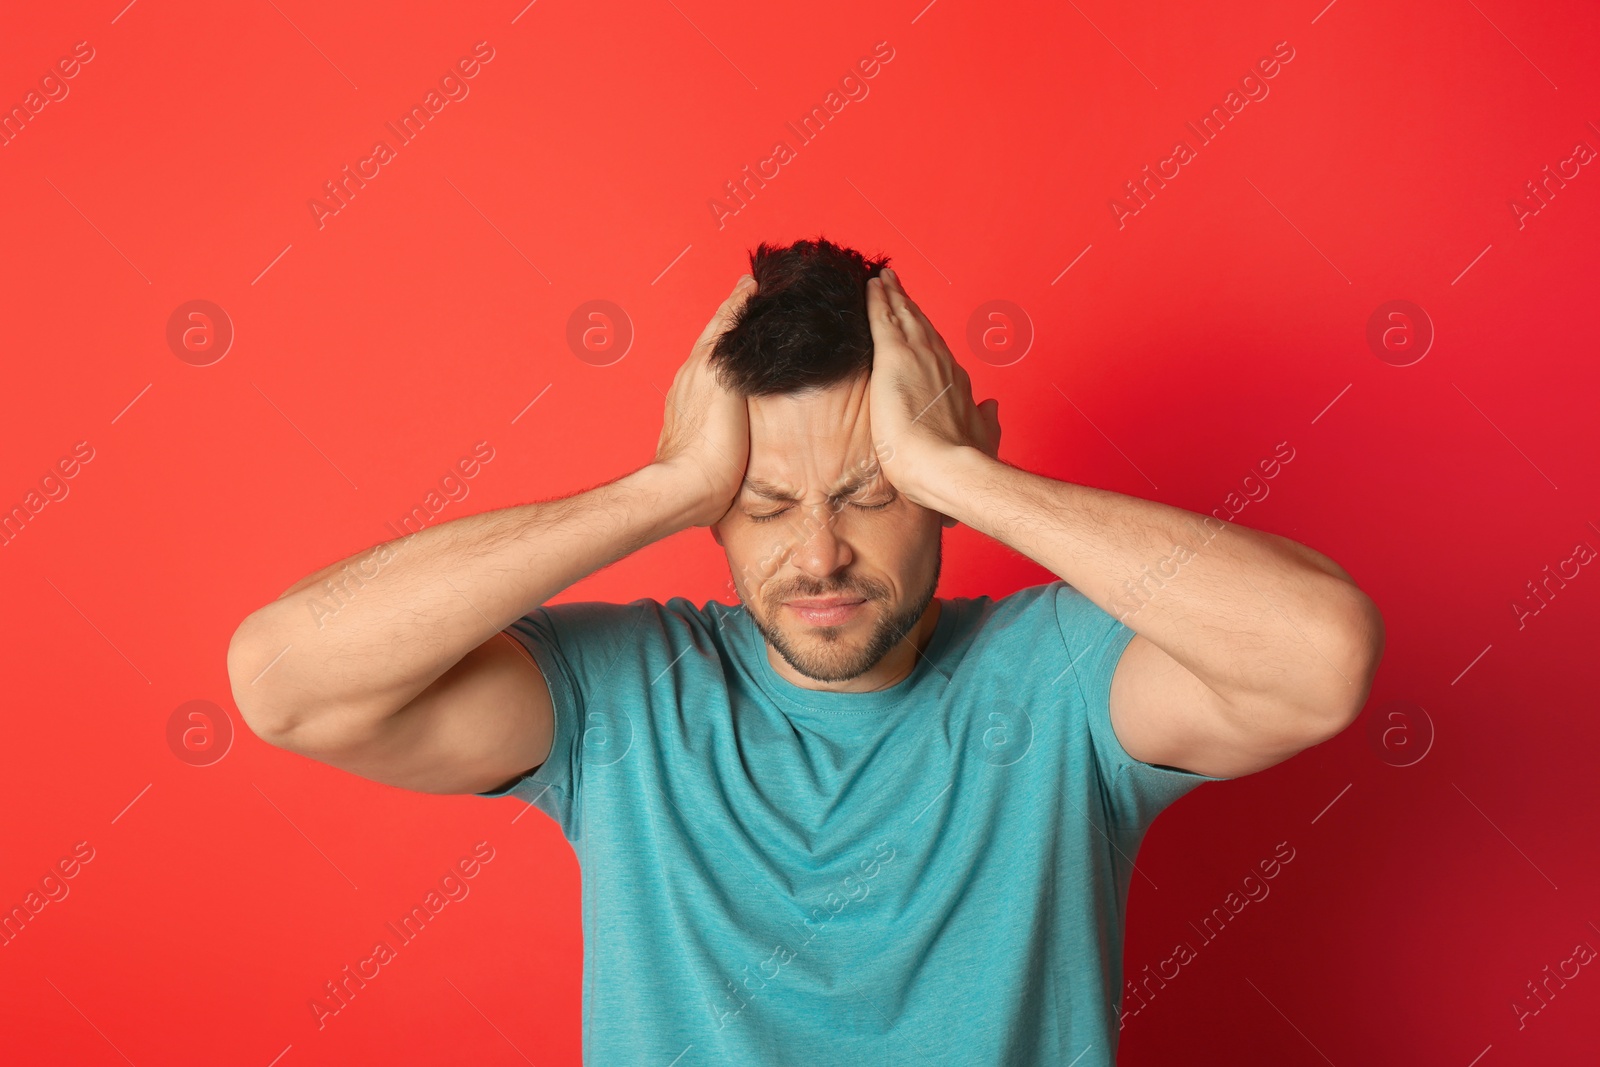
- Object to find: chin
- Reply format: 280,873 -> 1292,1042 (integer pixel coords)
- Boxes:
778,640 -> 882,684
759,599 -> 897,683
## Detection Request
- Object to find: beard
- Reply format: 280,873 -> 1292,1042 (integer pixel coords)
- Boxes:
742,545 -> 942,684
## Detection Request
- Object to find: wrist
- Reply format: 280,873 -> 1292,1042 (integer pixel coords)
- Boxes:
630,461 -> 728,532
906,445 -> 995,522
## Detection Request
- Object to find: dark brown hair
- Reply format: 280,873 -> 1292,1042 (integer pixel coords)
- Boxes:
708,236 -> 891,397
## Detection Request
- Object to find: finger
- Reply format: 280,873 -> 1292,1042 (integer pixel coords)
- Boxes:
925,310 -> 957,363
885,269 -> 956,365
695,275 -> 757,350
718,273 -> 757,317
866,276 -> 908,348
879,270 -> 931,348
881,268 -> 926,327
978,398 -> 1002,455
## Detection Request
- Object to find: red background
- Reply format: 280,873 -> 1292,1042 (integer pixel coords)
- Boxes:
2,0 -> 1597,1063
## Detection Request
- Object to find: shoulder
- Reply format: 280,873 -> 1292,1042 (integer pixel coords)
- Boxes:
972,580 -> 1111,639
514,595 -> 739,668
920,583 -> 1073,644
921,584 -> 1097,679
521,595 -> 725,633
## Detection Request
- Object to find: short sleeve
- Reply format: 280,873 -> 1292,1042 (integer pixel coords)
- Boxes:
1052,582 -> 1225,841
474,599 -> 662,841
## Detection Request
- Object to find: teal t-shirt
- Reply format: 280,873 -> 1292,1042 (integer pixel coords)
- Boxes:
479,581 -> 1223,1065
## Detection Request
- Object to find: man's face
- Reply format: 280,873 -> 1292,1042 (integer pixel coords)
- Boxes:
711,373 -> 943,685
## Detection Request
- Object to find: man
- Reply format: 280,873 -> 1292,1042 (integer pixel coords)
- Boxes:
228,237 -> 1384,1065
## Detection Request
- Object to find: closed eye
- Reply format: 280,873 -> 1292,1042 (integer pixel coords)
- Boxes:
748,500 -> 893,523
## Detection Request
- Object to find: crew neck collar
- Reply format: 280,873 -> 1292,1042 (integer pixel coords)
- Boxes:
733,597 -> 959,716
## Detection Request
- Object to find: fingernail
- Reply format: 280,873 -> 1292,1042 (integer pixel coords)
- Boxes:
882,267 -> 896,282
738,274 -> 755,286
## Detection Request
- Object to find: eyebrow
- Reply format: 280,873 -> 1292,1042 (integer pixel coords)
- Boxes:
741,474 -> 882,503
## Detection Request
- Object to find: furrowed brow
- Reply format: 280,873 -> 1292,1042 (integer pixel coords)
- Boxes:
741,474 -> 879,502
741,479 -> 798,502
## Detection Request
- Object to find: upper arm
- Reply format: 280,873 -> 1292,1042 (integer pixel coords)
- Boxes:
263,629 -> 556,796
1107,631 -> 1350,780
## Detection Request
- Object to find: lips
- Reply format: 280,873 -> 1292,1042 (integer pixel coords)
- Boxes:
785,597 -> 867,626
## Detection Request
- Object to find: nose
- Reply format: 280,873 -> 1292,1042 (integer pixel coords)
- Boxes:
789,502 -> 853,579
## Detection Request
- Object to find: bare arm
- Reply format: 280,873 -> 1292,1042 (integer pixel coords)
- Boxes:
921,453 -> 1382,778
227,467 -> 695,791
863,267 -> 1383,780
226,274 -> 759,794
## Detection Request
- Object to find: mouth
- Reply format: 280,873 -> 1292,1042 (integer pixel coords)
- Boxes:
785,597 -> 868,627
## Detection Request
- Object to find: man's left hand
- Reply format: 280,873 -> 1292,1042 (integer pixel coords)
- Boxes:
866,267 -> 1001,523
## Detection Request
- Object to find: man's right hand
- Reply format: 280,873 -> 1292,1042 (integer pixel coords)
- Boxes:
652,274 -> 757,527
229,275 -> 761,797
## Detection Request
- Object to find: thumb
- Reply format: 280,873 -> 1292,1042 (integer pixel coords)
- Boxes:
978,398 -> 1001,456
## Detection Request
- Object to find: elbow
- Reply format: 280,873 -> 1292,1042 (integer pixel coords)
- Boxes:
227,614 -> 289,745
226,614 -> 391,758
1210,590 -> 1385,769
1308,589 -> 1387,740
227,611 -> 320,750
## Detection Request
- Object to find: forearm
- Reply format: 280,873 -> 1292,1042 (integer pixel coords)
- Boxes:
229,462 -> 697,732
924,447 -> 1378,718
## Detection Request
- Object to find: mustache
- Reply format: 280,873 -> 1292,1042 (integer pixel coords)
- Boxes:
776,579 -> 883,601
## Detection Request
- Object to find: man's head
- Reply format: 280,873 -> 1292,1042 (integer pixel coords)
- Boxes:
707,237 -> 944,686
